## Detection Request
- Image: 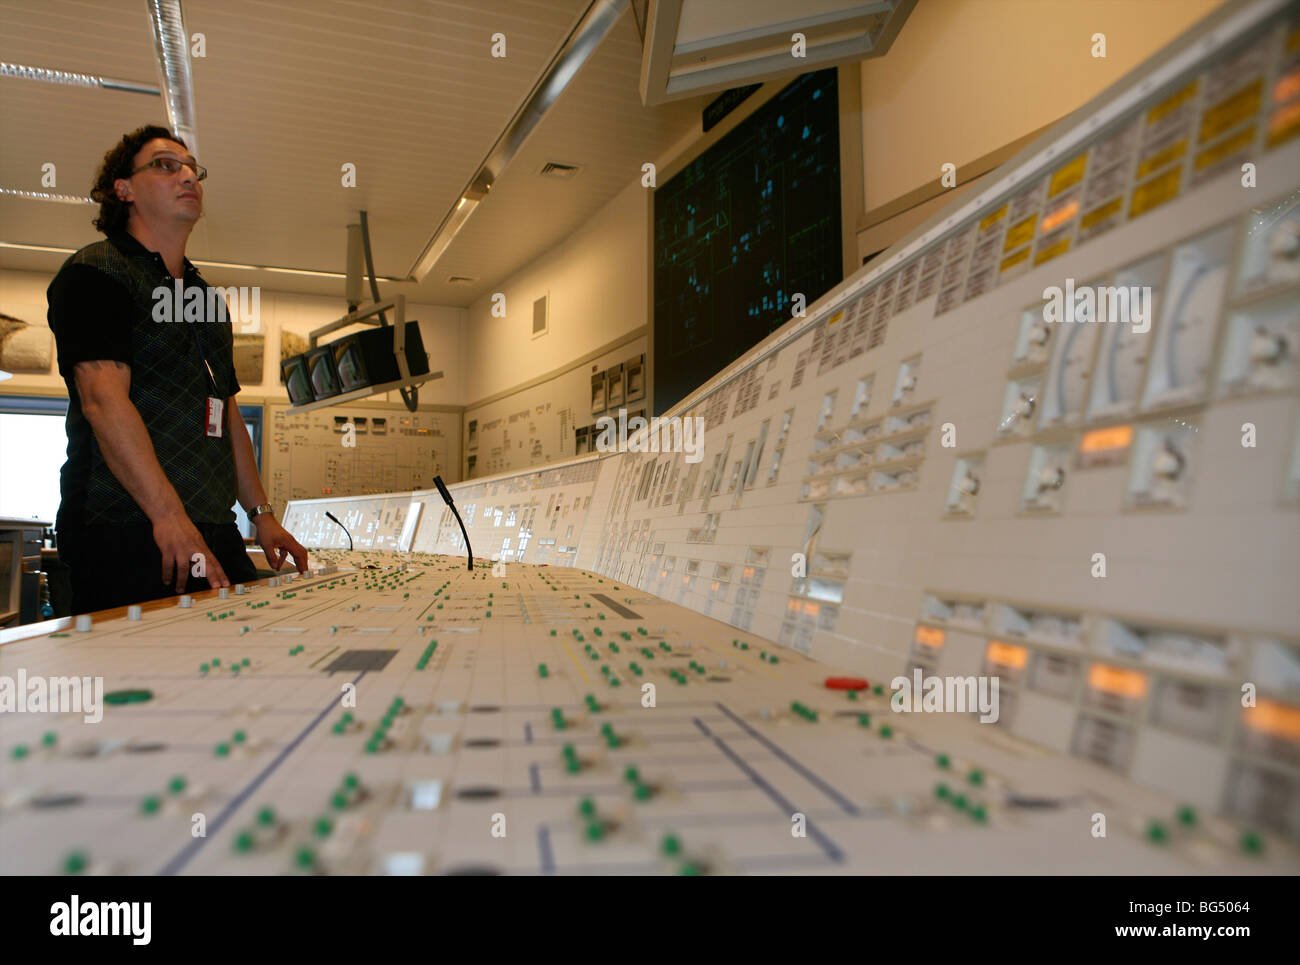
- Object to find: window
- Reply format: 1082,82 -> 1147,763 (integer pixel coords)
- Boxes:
0,398 -> 68,524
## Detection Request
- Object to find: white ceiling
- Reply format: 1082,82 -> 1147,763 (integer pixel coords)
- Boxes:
0,0 -> 706,306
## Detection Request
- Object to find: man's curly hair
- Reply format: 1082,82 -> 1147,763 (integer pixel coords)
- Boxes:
90,125 -> 187,234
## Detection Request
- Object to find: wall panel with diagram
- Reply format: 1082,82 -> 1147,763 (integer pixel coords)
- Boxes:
264,400 -> 460,507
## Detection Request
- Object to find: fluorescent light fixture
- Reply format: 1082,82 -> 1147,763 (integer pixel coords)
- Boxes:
0,241 -> 403,282
409,0 -> 628,280
148,0 -> 200,158
412,196 -> 480,279
0,60 -> 159,95
0,188 -> 94,204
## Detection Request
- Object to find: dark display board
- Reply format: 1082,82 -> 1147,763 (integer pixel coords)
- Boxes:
653,69 -> 842,414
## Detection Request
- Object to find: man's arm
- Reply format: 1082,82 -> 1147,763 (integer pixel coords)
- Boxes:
228,399 -> 309,573
73,360 -> 230,592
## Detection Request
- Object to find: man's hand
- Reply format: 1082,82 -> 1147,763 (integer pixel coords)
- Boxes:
254,515 -> 309,574
153,512 -> 229,593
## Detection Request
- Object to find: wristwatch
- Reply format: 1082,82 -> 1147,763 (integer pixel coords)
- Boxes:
246,503 -> 275,521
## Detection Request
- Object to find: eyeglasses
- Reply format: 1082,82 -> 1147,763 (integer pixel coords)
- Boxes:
130,157 -> 207,181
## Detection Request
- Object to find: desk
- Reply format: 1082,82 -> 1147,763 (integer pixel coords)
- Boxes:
0,515 -> 50,626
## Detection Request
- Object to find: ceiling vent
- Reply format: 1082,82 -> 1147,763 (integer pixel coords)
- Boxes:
447,275 -> 477,285
539,161 -> 582,180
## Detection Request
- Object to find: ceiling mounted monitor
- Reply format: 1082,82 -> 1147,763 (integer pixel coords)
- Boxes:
640,0 -> 916,106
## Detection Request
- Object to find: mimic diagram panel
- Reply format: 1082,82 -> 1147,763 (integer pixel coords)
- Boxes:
265,403 -> 459,507
8,551 -> 1295,875
462,338 -> 647,480
654,68 -> 843,414
281,5 -> 1300,842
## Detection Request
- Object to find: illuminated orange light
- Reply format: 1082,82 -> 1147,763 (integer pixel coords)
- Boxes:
914,625 -> 945,648
1242,699 -> 1300,740
986,640 -> 1028,669
1267,99 -> 1300,146
1080,424 -> 1134,453
1088,663 -> 1147,698
1040,199 -> 1079,234
802,601 -> 820,616
1273,66 -> 1300,104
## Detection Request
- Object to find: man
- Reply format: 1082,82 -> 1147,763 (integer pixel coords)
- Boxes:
48,125 -> 308,615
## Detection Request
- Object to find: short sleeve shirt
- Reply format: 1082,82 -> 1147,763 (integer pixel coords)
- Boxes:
47,229 -> 242,528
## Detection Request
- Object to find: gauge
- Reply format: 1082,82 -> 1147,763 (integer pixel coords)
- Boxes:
1142,224 -> 1234,410
1088,254 -> 1166,420
945,456 -> 983,516
1235,198 -> 1300,297
1127,423 -> 1197,509
1011,306 -> 1054,367
1216,292 -> 1298,396
1020,445 -> 1071,512
997,374 -> 1043,438
1039,282 -> 1104,429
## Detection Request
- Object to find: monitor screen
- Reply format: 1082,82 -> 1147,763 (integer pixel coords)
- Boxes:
334,337 -> 370,392
653,68 -> 842,414
282,355 -> 312,406
306,347 -> 341,399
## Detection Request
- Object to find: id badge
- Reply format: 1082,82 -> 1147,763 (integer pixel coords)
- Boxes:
205,396 -> 224,438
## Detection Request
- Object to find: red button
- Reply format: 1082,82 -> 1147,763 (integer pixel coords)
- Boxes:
825,676 -> 869,691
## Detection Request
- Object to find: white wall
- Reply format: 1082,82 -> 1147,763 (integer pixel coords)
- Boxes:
0,267 -> 464,407
460,179 -> 649,405
859,0 -> 1229,211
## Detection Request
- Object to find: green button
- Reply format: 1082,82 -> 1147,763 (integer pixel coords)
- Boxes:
11,744 -> 28,760
661,834 -> 681,856
633,782 -> 651,801
295,846 -> 316,868
140,795 -> 161,815
103,689 -> 153,705
970,804 -> 988,822
314,817 -> 333,838
968,768 -> 984,786
623,766 -> 639,783
62,850 -> 89,874
1239,830 -> 1263,855
343,773 -> 360,789
331,792 -> 348,810
168,775 -> 187,795
936,753 -> 950,769
233,831 -> 254,853
257,806 -> 276,826
578,798 -> 596,817
1176,805 -> 1197,827
878,725 -> 892,738
215,742 -> 230,757
678,861 -> 702,876
232,730 -> 246,744
1146,820 -> 1168,844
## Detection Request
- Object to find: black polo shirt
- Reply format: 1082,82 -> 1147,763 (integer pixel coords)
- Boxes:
47,229 -> 241,530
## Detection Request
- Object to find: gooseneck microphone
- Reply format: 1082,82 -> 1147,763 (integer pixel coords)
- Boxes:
324,511 -> 353,551
433,475 -> 473,571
